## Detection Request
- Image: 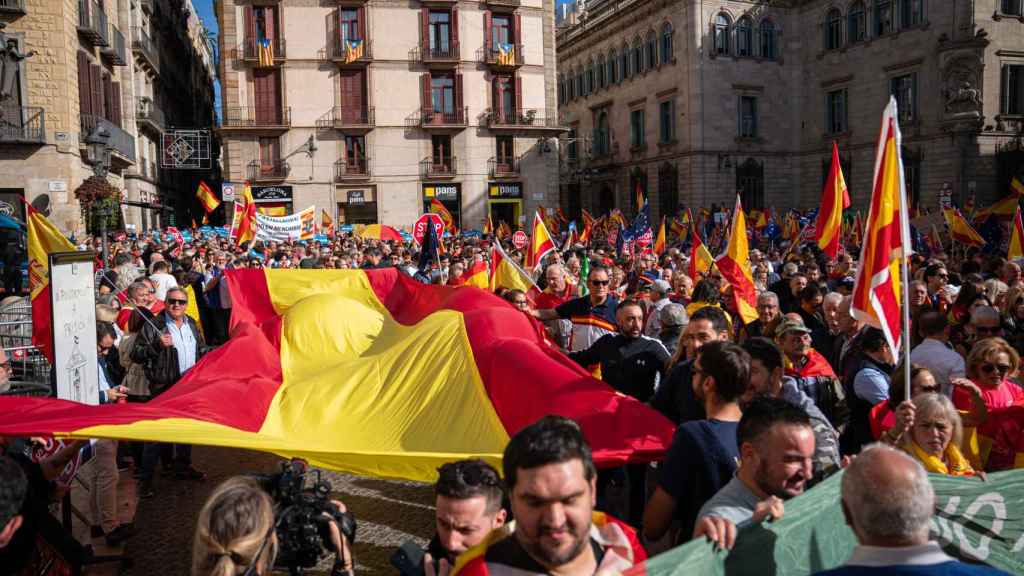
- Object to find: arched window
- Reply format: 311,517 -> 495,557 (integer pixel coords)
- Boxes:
632,37 -> 643,73
897,0 -> 923,29
875,0 -> 893,35
585,63 -> 594,95
736,16 -> 753,56
645,31 -> 657,69
661,22 -> 674,64
597,55 -> 606,89
622,44 -> 632,79
848,2 -> 866,42
607,51 -> 617,84
760,19 -> 777,60
558,74 -> 565,104
595,111 -> 610,157
715,13 -> 731,55
825,8 -> 842,50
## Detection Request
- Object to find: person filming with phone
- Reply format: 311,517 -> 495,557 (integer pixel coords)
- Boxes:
131,287 -> 208,498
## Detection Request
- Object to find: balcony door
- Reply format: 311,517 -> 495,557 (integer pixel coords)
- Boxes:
431,74 -> 455,115
492,76 -> 514,122
259,137 -> 280,175
345,135 -> 366,172
254,69 -> 281,124
339,69 -> 366,123
340,8 -> 363,42
429,11 -> 451,55
491,15 -> 511,47
253,6 -> 278,44
432,135 -> 452,168
496,136 -> 514,172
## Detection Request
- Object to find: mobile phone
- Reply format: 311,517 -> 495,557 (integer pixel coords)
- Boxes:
390,540 -> 426,576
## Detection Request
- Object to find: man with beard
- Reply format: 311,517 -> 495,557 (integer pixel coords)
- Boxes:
692,397 -> 815,550
777,317 -> 849,432
652,306 -> 732,424
452,416 -> 646,576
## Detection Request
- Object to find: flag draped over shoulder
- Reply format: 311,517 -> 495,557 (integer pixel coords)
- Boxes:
942,208 -> 985,247
715,196 -> 758,324
852,97 -> 913,353
0,269 -> 674,482
26,204 -> 77,362
815,142 -> 851,258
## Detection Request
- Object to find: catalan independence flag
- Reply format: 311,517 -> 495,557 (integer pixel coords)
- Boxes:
496,42 -> 516,66
196,180 -> 220,214
0,269 -> 673,481
257,38 -> 274,67
344,39 -> 365,64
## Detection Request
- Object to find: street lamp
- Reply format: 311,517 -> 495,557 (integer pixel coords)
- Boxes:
85,124 -> 113,264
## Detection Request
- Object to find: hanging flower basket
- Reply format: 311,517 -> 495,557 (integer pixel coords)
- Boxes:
74,176 -> 125,235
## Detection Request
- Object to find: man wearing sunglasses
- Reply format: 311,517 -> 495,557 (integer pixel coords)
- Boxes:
131,287 -> 207,497
533,267 -> 619,353
923,264 -> 951,312
967,306 -> 1004,346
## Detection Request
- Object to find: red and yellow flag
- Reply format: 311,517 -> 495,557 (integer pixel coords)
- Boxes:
0,269 -> 675,482
240,181 -> 255,206
430,197 -> 455,233
231,201 -> 257,246
715,196 -> 758,324
322,209 -> 334,236
1010,207 -> 1024,261
852,211 -> 864,247
852,98 -> 913,353
1011,176 -> 1024,197
526,211 -> 556,270
688,228 -> 714,280
815,142 -> 851,258
26,203 -> 77,362
653,216 -> 667,256
490,243 -> 540,300
943,208 -> 985,247
482,214 -> 493,236
754,207 -> 769,231
972,195 -> 1020,222
460,259 -> 489,289
196,180 -> 220,214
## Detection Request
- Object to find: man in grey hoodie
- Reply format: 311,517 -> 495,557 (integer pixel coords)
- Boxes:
741,337 -> 840,475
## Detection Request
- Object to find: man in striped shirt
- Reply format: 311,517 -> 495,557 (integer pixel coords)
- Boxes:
534,266 -> 619,353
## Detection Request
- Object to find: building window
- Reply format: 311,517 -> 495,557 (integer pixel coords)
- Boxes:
825,8 -> 842,50
432,135 -> 453,166
594,110 -> 610,156
630,108 -> 645,148
340,9 -> 362,42
848,2 -> 866,42
739,96 -> 758,138
760,20 -> 777,60
586,64 -> 594,95
736,17 -> 753,56
496,135 -> 514,165
558,75 -> 565,105
576,71 -> 583,97
661,22 -> 674,63
1003,0 -> 1022,15
597,57 -> 606,88
632,39 -> 643,74
429,11 -> 453,54
875,0 -> 893,36
608,52 -> 617,84
1003,65 -> 1024,115
645,31 -> 657,69
890,73 -> 917,123
567,71 -> 575,100
715,14 -> 731,55
490,14 -> 513,49
826,89 -> 847,134
431,74 -> 455,114
567,128 -> 578,162
658,163 -> 679,221
736,158 -> 765,210
897,0 -> 923,29
902,146 -> 921,212
620,47 -> 629,80
659,99 -> 675,143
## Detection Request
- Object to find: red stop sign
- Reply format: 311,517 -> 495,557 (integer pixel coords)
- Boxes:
413,213 -> 445,245
512,230 -> 528,250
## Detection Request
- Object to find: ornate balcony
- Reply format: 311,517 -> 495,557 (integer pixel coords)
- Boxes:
240,38 -> 286,64
101,26 -> 128,66
316,107 -> 375,132
419,41 -> 460,65
135,98 -> 164,134
80,115 -> 135,164
334,158 -> 371,181
485,108 -> 558,132
326,38 -> 372,66
247,160 -> 290,182
77,0 -> 109,47
0,106 -> 45,144
421,156 -> 457,179
481,43 -> 524,68
132,26 -> 160,73
488,156 -> 520,179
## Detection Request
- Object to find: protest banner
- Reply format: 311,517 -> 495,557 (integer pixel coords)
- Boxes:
254,206 -> 316,242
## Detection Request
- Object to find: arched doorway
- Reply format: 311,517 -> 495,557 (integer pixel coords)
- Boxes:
598,184 -> 615,215
736,157 -> 764,209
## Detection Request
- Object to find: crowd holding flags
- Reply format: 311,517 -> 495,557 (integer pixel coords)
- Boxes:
321,209 -> 335,236
815,142 -> 851,258
526,211 -> 557,269
715,196 -> 758,324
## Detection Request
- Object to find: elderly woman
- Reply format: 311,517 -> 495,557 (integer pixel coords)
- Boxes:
956,337 -> 1024,470
900,393 -> 976,476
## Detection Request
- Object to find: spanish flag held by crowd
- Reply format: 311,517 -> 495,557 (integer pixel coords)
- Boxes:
25,202 -> 77,362
195,180 -> 220,214
815,142 -> 850,258
0,269 -> 674,481
714,196 -> 758,325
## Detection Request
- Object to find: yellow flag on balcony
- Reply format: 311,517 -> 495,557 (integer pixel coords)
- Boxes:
497,42 -> 515,66
344,39 -> 365,64
257,38 -> 274,67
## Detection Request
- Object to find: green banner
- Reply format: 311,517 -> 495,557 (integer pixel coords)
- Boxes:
626,470 -> 1024,576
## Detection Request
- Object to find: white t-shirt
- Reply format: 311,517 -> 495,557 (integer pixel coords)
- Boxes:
149,272 -> 178,300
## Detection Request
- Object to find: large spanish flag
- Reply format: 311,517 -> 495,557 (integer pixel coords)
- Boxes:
942,208 -> 985,247
715,196 -> 758,324
0,269 -> 673,481
815,142 -> 851,258
852,97 -> 913,353
26,203 -> 77,362
1010,207 -> 1024,261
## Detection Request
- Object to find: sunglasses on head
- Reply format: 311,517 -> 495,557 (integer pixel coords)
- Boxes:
438,462 -> 500,488
167,298 -> 188,306
980,362 -> 1012,375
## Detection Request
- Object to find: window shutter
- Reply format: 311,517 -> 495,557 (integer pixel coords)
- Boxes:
91,64 -> 104,118
455,73 -> 464,113
452,7 -> 459,46
420,8 -> 429,48
514,13 -> 522,46
112,82 -> 122,127
357,7 -> 366,40
244,6 -> 255,42
77,52 -> 91,119
267,7 -> 278,44
421,73 -> 431,113
484,11 -> 492,52
515,74 -> 523,115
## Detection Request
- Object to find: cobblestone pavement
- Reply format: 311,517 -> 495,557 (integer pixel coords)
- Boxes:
105,446 -> 436,575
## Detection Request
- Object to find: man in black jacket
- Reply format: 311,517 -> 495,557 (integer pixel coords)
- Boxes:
131,287 -> 207,497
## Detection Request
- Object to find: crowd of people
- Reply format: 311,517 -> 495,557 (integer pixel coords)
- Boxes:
1,220 -> 1022,575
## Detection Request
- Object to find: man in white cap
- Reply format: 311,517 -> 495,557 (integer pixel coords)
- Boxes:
645,279 -> 674,338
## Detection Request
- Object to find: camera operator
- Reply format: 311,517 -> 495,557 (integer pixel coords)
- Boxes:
419,459 -> 508,576
192,474 -> 354,576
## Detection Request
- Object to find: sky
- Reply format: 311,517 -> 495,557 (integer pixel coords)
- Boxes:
193,0 -> 221,117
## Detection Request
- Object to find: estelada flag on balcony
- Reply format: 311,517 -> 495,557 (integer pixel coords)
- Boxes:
815,142 -> 851,259
526,211 -> 557,270
1009,207 -> 1024,260
430,197 -> 455,233
852,97 -> 914,354
715,196 -> 758,324
0,269 -> 674,482
496,42 -> 516,66
257,38 -> 274,67
195,180 -> 220,214
344,39 -> 365,64
25,202 -> 76,363
942,208 -> 985,247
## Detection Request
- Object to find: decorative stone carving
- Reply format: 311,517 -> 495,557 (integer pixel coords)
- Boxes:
942,57 -> 982,117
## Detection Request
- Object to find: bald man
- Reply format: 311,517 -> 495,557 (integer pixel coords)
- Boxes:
815,444 -> 1010,575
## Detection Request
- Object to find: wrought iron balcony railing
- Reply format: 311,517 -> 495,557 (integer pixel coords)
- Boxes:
221,107 -> 292,129
334,158 -> 371,181
0,106 -> 45,143
488,156 -> 521,178
421,156 -> 458,178
80,114 -> 135,161
77,0 -> 110,46
247,160 -> 290,181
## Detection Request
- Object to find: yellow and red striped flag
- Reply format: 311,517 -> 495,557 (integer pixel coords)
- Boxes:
490,242 -> 539,297
429,197 -> 455,233
852,211 -> 864,246
231,200 -> 257,246
688,228 -> 714,279
26,203 -> 77,362
196,180 -> 220,213
240,181 -> 254,206
715,196 -> 758,324
815,142 -> 851,258
1011,176 -> 1024,197
322,209 -> 334,236
1010,206 -> 1024,260
852,98 -> 913,353
526,211 -> 556,270
483,214 -> 493,236
653,216 -> 667,256
579,210 -> 595,244
460,259 -> 490,289
972,195 -> 1019,222
942,208 -> 985,247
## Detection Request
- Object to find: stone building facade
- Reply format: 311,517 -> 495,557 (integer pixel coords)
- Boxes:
556,0 -> 1024,223
214,0 -> 562,231
0,0 -> 215,236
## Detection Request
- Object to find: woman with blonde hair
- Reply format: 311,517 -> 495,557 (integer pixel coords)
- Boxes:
900,393 -> 976,476
956,337 -> 1024,470
192,477 -> 277,576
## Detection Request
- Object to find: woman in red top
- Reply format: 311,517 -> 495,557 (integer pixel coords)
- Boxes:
871,364 -> 988,445
954,337 -> 1024,471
